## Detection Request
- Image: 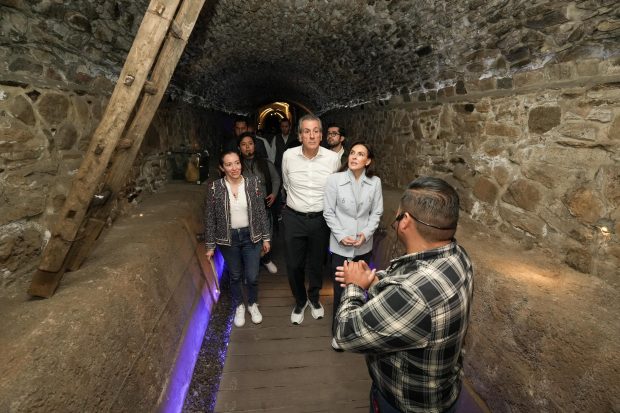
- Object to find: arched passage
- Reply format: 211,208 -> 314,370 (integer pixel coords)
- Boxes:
0,1 -> 618,412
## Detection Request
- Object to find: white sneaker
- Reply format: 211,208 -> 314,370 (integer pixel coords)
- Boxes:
290,302 -> 308,325
247,303 -> 263,324
233,304 -> 245,327
263,261 -> 278,274
309,300 -> 324,319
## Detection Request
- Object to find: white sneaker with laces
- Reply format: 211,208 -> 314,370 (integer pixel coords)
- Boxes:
247,303 -> 263,324
263,261 -> 278,274
290,302 -> 308,325
310,300 -> 324,319
234,304 -> 245,327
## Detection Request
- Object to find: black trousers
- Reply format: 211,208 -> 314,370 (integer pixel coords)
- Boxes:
282,208 -> 330,307
330,251 -> 371,335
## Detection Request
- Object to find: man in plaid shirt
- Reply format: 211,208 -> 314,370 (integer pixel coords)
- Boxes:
334,177 -> 474,413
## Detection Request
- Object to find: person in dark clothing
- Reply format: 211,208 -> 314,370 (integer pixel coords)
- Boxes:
273,118 -> 301,174
325,123 -> 348,166
220,117 -> 267,159
238,132 -> 280,274
272,117 -> 301,230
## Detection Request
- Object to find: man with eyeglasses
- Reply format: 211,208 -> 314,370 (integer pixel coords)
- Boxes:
334,177 -> 474,413
281,114 -> 341,325
325,123 -> 347,166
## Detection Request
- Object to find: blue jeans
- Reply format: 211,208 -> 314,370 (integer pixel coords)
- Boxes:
218,227 -> 262,306
370,383 -> 458,413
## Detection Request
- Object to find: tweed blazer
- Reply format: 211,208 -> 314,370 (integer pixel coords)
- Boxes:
323,170 -> 383,257
203,176 -> 270,250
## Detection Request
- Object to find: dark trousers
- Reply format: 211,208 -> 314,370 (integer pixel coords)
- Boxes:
330,251 -> 371,335
370,383 -> 459,413
271,191 -> 283,235
282,208 -> 330,307
260,207 -> 274,263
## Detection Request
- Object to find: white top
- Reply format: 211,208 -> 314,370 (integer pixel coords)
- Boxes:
282,146 -> 340,213
224,178 -> 249,229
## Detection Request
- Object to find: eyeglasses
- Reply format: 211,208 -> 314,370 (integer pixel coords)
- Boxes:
392,212 -> 456,230
327,132 -> 340,137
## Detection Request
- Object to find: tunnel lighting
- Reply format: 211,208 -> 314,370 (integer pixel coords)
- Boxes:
161,249 -> 226,413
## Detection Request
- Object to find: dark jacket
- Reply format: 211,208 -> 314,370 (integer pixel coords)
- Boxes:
274,133 -> 301,173
203,176 -> 270,250
220,135 -> 268,160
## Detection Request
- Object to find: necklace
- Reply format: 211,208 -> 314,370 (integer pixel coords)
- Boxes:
226,176 -> 242,200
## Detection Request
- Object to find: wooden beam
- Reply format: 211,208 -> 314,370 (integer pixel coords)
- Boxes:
28,0 -> 183,298
143,80 -> 159,95
62,0 -> 208,274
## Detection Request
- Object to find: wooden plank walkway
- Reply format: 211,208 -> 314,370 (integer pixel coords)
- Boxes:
213,234 -> 488,413
214,267 -> 371,412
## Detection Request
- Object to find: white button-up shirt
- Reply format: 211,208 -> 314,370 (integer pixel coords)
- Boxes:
282,146 -> 340,213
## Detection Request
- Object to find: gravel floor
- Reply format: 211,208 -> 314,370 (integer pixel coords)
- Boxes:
182,278 -> 233,413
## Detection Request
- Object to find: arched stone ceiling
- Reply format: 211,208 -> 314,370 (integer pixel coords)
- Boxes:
2,0 -> 618,114
172,0 -> 619,114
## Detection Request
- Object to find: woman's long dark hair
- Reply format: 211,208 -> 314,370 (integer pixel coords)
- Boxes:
338,141 -> 376,177
218,150 -> 242,178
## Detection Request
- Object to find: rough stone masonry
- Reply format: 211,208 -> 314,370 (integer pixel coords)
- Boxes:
0,0 -> 619,412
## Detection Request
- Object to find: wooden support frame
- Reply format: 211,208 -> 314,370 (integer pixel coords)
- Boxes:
65,0 -> 207,273
28,0 -> 207,298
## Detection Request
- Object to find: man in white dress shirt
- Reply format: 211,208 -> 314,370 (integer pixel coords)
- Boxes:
281,114 -> 341,324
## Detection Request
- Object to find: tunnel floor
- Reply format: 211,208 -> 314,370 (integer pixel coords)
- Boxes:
182,223 -> 488,413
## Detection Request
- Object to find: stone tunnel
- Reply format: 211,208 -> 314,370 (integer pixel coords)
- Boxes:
0,0 -> 619,412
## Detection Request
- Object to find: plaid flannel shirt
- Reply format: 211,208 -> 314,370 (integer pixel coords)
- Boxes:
334,241 -> 474,413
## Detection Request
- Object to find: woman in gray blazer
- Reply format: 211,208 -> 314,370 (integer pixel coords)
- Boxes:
323,141 -> 383,351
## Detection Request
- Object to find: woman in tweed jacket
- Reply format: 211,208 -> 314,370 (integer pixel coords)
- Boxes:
204,150 -> 271,327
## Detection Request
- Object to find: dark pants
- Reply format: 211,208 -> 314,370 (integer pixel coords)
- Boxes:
218,227 -> 262,306
370,383 -> 459,413
271,191 -> 283,235
330,251 -> 371,335
260,208 -> 274,263
282,208 -> 330,307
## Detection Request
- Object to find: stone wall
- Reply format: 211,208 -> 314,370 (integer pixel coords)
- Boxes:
0,184 -> 219,413
0,80 -> 222,290
324,56 -> 619,282
324,56 -> 620,412
370,185 -> 619,413
0,0 -> 146,93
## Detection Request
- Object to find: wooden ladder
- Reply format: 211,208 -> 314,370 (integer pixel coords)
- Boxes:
28,0 -> 207,298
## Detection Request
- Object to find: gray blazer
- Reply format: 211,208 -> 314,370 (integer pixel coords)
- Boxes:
323,170 -> 383,258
